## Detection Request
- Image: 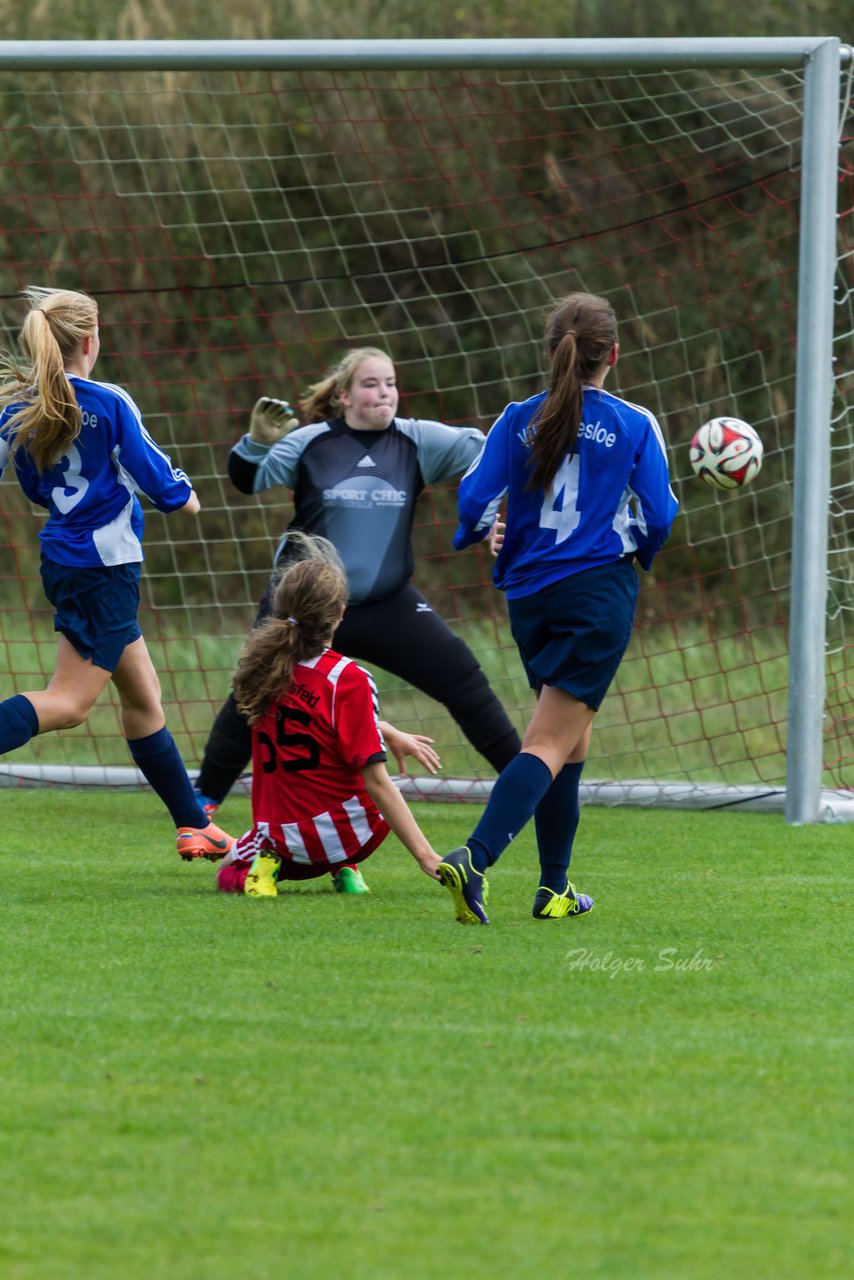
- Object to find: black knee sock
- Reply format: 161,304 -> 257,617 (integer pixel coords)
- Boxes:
196,692 -> 253,803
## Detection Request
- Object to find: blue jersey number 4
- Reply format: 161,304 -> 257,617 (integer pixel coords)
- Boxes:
539,454 -> 580,545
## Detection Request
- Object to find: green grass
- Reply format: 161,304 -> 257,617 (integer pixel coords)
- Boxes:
1,791 -> 850,1279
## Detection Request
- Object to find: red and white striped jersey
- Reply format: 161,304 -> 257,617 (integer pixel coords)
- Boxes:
236,648 -> 390,870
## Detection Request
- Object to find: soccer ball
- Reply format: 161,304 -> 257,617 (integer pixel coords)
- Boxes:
690,417 -> 764,490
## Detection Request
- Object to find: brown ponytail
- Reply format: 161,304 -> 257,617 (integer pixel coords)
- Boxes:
232,533 -> 349,723
527,293 -> 618,492
0,286 -> 99,472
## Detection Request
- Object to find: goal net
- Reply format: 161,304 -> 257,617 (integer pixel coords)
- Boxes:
0,42 -> 851,815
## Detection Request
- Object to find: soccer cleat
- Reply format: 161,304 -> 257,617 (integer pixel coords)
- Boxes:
436,846 -> 490,925
176,821 -> 235,862
532,882 -> 594,920
194,789 -> 221,818
244,851 -> 281,898
333,866 -> 370,894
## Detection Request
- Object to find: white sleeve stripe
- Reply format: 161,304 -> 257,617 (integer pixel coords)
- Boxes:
358,666 -> 382,726
326,656 -> 351,688
83,377 -> 189,481
475,492 -> 506,532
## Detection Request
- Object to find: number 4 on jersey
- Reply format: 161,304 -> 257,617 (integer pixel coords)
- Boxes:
539,454 -> 580,544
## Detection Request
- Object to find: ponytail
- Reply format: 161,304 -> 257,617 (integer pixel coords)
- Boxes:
527,293 -> 617,492
299,372 -> 339,424
0,286 -> 98,472
232,533 -> 349,723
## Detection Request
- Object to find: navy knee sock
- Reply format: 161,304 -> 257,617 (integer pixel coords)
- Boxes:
535,761 -> 585,893
0,694 -> 40,755
468,751 -> 553,872
128,726 -> 207,829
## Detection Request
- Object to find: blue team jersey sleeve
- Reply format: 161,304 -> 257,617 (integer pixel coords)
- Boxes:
626,414 -> 680,571
453,409 -> 512,550
103,383 -> 193,512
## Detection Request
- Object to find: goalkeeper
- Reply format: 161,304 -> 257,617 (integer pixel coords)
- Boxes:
196,347 -> 521,813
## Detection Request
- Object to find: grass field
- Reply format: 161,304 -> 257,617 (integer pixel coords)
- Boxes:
1,790 -> 850,1279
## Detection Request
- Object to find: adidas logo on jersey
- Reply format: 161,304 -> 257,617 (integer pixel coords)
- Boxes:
416,602 -> 433,613
357,455 -> 376,467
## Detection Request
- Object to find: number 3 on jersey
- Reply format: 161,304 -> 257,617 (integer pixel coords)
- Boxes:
51,443 -> 90,514
539,454 -> 580,544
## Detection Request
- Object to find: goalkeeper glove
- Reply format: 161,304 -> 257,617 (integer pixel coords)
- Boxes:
249,396 -> 300,445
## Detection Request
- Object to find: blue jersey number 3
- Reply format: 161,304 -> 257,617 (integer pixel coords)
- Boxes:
51,443 -> 90,514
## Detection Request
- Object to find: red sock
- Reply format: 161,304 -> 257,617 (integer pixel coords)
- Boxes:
217,864 -> 249,894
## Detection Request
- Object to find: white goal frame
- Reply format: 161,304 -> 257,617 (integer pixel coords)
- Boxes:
0,37 -> 850,823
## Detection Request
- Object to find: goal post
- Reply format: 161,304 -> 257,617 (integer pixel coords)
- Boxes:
786,36 -> 844,823
0,38 -> 851,822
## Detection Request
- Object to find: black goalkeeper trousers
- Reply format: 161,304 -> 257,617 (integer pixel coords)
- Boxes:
196,580 -> 521,803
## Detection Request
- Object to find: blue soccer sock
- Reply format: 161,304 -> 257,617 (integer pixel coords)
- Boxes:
535,761 -> 585,893
467,751 -> 554,871
128,726 -> 207,829
0,694 -> 40,755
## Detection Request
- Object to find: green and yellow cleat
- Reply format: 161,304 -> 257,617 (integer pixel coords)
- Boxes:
244,851 -> 282,898
532,883 -> 594,920
436,846 -> 490,925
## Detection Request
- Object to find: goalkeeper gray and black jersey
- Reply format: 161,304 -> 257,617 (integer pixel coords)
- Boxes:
229,416 -> 486,604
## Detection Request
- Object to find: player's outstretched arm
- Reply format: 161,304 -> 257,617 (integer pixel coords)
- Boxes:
379,721 -> 441,776
249,396 -> 300,446
361,761 -> 442,879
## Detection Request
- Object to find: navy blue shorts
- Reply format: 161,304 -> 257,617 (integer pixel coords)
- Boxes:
507,559 -> 639,710
40,555 -> 143,673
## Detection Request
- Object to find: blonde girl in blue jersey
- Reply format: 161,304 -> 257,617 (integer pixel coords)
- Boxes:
437,291 -> 678,925
0,287 -> 234,863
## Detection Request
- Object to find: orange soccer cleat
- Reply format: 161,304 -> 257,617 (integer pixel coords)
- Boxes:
176,821 -> 235,862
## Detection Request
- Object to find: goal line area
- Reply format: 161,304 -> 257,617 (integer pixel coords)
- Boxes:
0,40 -> 851,819
4,762 -> 854,824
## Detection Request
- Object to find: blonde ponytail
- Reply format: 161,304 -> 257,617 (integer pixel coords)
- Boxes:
0,286 -> 98,472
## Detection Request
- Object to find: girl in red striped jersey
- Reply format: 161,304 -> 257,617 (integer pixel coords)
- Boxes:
216,533 -> 441,898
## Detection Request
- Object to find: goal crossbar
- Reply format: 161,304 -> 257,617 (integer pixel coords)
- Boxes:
0,38 -> 850,72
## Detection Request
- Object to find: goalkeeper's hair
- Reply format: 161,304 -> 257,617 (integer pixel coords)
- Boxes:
299,346 -> 392,423
527,292 -> 618,492
0,286 -> 99,472
232,532 -> 349,724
